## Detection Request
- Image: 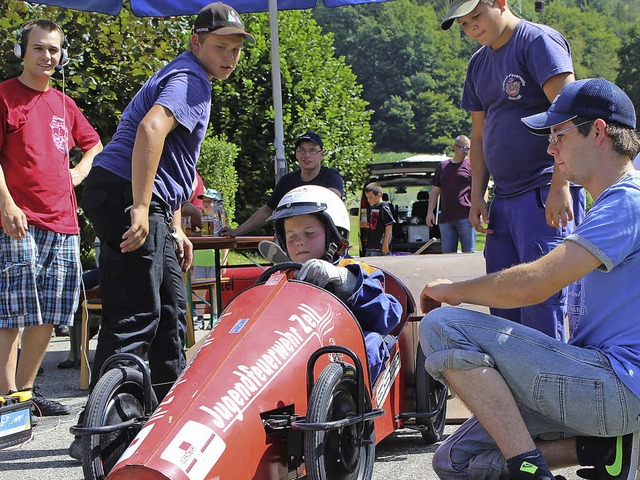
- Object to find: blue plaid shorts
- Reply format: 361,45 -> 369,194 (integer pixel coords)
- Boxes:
0,226 -> 81,328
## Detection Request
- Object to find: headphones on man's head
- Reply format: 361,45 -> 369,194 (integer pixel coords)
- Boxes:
14,19 -> 69,67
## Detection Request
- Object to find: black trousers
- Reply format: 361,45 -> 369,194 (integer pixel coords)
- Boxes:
82,167 -> 187,401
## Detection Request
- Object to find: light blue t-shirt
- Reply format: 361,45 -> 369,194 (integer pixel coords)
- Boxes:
567,172 -> 640,398
93,51 -> 212,211
461,20 -> 573,197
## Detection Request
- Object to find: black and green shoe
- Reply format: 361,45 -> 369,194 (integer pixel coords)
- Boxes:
577,432 -> 640,480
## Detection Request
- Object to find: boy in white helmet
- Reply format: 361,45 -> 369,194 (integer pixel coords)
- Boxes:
270,185 -> 402,382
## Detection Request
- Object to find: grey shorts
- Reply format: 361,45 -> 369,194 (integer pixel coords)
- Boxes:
0,226 -> 81,328
419,306 -> 640,479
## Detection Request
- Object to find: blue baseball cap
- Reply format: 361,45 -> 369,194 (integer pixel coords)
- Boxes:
522,78 -> 636,134
295,131 -> 323,150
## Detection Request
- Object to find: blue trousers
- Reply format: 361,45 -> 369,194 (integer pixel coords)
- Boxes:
485,185 -> 585,340
439,218 -> 476,253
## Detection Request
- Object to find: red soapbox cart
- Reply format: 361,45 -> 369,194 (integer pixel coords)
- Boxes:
72,262 -> 447,480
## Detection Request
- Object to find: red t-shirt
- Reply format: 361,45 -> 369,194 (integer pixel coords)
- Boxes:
190,171 -> 205,210
0,78 -> 100,234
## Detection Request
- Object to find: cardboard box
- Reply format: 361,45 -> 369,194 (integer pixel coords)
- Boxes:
407,225 -> 430,243
0,398 -> 32,449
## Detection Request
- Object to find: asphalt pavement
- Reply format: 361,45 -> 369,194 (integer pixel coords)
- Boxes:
0,334 -> 90,480
0,288 -> 582,480
0,331 -> 581,480
1,333 -> 451,480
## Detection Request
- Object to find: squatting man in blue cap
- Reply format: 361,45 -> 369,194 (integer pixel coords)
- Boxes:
419,78 -> 640,480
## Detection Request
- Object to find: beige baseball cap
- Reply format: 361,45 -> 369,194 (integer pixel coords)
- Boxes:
441,0 -> 482,30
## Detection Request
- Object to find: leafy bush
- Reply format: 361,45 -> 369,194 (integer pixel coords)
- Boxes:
197,134 -> 239,225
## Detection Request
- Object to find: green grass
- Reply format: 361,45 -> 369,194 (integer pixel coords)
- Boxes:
373,151 -> 422,164
226,251 -> 268,266
475,232 -> 486,252
349,214 -> 362,256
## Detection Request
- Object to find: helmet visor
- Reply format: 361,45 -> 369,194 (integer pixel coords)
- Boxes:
269,201 -> 327,222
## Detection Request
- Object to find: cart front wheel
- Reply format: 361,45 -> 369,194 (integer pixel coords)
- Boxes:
304,362 -> 375,480
81,367 -> 146,480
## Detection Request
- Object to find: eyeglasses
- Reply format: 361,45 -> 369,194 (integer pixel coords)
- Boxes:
548,121 -> 591,145
296,147 -> 322,155
455,144 -> 470,152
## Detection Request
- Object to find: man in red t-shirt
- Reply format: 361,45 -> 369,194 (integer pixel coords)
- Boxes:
0,20 -> 102,416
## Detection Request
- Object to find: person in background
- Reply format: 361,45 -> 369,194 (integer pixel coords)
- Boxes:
441,0 -> 585,340
270,185 -> 401,382
190,171 -> 205,210
194,187 -> 229,276
364,182 -> 395,257
180,172 -> 206,235
426,134 -> 475,253
420,78 -> 640,480
219,131 -> 344,237
0,19 -> 102,417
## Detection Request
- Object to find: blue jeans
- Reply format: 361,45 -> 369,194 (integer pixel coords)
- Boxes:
439,218 -> 476,253
485,186 -> 585,340
419,307 -> 640,480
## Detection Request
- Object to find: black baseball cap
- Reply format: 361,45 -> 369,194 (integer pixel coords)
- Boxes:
522,78 -> 637,134
193,2 -> 255,44
295,131 -> 323,150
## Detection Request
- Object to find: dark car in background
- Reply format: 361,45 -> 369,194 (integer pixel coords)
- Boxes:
351,154 -> 448,255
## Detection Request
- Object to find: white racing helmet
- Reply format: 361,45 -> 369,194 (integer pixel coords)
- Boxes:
271,185 -> 350,262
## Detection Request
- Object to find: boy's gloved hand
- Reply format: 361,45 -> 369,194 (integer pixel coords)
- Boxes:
295,259 -> 357,302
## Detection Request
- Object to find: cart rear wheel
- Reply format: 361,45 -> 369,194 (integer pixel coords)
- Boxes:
304,362 -> 375,480
415,342 -> 447,444
81,367 -> 145,480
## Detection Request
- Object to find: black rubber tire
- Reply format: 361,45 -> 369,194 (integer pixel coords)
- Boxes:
304,362 -> 375,480
415,342 -> 447,444
81,367 -> 146,480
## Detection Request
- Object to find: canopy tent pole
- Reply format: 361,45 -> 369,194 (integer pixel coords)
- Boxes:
269,0 -> 287,182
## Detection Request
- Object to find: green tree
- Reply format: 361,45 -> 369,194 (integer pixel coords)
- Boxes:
0,2 -> 190,141
210,10 -> 373,226
0,2 -> 374,234
197,134 -> 239,224
0,1 -> 190,264
540,1 -> 621,81
315,0 -> 472,152
617,23 -> 640,122
558,0 -> 640,27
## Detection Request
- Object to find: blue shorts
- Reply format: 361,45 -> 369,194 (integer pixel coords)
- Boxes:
0,227 -> 81,328
420,306 -> 640,480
